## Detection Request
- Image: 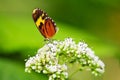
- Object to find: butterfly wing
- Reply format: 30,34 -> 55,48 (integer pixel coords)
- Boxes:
32,8 -> 57,39
40,18 -> 57,38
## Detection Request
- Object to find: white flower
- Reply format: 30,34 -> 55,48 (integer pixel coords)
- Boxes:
97,60 -> 105,69
85,47 -> 95,59
47,43 -> 57,52
47,65 -> 57,73
96,68 -> 104,73
61,64 -> 67,71
25,38 -> 105,80
31,66 -> 36,70
52,74 -> 57,78
49,75 -> 53,80
77,42 -> 87,54
62,72 -> 68,78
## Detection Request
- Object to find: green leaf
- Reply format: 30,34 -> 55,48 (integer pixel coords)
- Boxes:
0,58 -> 48,80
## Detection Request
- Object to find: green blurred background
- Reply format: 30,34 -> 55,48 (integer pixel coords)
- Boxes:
0,0 -> 120,80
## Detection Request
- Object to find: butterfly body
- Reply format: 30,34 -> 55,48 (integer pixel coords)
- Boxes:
32,8 -> 57,39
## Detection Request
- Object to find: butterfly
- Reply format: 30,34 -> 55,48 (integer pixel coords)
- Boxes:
32,8 -> 58,39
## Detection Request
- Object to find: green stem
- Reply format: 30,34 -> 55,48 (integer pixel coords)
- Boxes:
68,69 -> 80,79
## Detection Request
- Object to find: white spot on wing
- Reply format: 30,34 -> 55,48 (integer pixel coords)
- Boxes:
33,8 -> 38,14
55,27 -> 59,33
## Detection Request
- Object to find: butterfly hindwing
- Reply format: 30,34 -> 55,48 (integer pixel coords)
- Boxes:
44,18 -> 57,38
32,8 -> 57,39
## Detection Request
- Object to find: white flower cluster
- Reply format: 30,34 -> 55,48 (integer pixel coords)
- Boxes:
25,38 -> 105,80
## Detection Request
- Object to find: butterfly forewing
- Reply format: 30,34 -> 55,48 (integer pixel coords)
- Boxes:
32,8 -> 57,39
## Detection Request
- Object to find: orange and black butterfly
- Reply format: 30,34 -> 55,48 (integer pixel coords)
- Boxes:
32,8 -> 58,39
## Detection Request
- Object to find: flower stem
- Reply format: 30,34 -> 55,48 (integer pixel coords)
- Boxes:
68,69 -> 80,79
